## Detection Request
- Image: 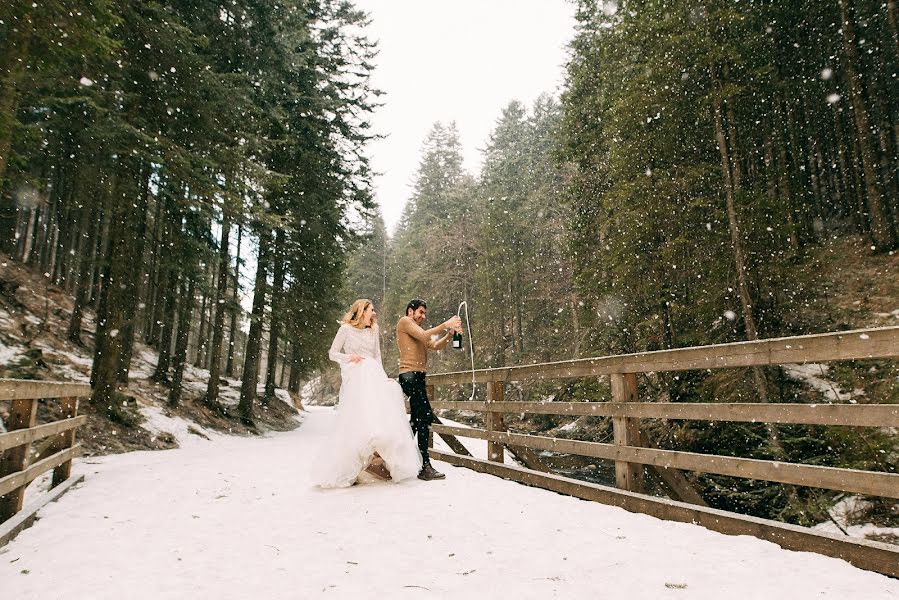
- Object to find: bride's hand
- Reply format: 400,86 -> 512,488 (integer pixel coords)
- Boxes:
348,355 -> 365,364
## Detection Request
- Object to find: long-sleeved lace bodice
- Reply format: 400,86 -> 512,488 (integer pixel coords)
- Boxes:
328,323 -> 382,366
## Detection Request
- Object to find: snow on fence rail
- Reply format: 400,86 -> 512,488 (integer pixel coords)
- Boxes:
0,378 -> 91,546
425,326 -> 899,578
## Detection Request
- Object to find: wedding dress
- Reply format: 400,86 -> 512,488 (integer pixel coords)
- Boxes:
311,323 -> 422,488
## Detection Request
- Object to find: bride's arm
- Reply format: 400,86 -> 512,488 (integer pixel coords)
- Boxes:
328,325 -> 351,364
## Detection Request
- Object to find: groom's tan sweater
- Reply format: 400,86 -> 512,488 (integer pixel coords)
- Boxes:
396,316 -> 452,373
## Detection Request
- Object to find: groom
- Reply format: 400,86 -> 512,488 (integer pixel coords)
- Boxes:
396,299 -> 462,481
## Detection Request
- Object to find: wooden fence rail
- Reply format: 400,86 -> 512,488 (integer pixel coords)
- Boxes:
425,326 -> 899,577
0,379 -> 91,546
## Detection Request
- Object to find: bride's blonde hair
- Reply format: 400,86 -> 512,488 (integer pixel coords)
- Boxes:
342,298 -> 375,329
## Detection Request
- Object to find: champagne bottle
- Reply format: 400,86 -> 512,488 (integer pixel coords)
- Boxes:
452,329 -> 463,350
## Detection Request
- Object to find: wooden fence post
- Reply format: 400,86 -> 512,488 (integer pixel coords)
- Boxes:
610,373 -> 644,493
52,397 -> 79,487
0,397 -> 38,521
487,381 -> 505,463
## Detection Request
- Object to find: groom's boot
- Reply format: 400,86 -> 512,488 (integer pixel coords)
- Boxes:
418,461 -> 445,481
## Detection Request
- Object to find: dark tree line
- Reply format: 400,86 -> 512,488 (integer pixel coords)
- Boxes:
0,0 -> 378,424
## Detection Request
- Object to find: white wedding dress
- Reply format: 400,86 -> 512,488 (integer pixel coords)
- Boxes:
311,323 -> 422,488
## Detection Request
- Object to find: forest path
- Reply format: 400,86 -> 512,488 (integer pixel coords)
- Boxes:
1,408 -> 897,599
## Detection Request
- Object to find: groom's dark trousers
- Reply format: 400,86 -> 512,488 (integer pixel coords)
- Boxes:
398,371 -> 432,463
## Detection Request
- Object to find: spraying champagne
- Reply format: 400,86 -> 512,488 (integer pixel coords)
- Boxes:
456,301 -> 476,401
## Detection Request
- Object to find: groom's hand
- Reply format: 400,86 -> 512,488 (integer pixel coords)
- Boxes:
444,316 -> 462,331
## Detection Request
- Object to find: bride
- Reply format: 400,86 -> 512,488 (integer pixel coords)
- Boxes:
311,299 -> 422,488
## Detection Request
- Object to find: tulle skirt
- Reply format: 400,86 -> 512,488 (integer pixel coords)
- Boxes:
311,358 -> 422,488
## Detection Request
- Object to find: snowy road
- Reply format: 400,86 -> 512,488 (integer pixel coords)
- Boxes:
1,407 -> 897,599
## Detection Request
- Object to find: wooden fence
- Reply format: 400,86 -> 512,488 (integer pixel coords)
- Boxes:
0,379 -> 91,545
425,326 -> 899,577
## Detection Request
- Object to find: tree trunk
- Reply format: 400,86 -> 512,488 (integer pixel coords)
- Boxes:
887,0 -> 899,57
514,277 -> 525,355
784,97 -> 812,243
151,266 -> 178,384
193,288 -> 209,367
20,208 -> 38,264
35,164 -> 55,269
763,125 -> 799,252
238,227 -> 271,424
49,171 -> 71,284
168,275 -> 195,408
287,342 -> 302,396
118,164 -> 151,383
838,0 -> 893,249
55,176 -> 78,287
67,207 -> 94,345
94,194 -> 113,311
876,98 -> 898,237
226,223 -> 242,378
807,136 -> 825,230
85,191 -> 103,306
90,170 -> 135,417
279,351 -> 288,389
204,210 -> 231,411
832,109 -> 856,223
144,192 -> 166,345
148,208 -> 172,348
0,27 -> 30,190
264,229 -> 285,404
711,75 -> 783,453
570,292 -> 581,358
89,173 -> 116,384
152,212 -> 178,384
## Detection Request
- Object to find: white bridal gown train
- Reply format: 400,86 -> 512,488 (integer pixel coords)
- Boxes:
311,323 -> 422,488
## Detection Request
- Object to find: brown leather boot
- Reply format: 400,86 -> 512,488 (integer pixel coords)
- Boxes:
417,462 -> 445,481
365,456 -> 392,481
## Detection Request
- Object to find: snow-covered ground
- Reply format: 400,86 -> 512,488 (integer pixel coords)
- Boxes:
0,337 -> 24,365
813,496 -> 899,541
139,404 -> 220,446
783,363 -> 865,403
2,408 -> 897,599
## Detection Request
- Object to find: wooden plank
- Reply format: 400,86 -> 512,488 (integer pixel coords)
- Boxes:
486,381 -> 505,463
430,425 -> 899,499
0,445 -> 83,499
432,424 -> 489,440
504,445 -> 551,473
429,449 -> 899,578
0,398 -> 37,521
0,475 -> 84,548
0,379 -> 92,401
611,373 -> 643,493
431,401 -> 488,412
0,416 -> 87,452
430,401 -> 899,428
640,432 -> 706,506
426,326 -> 899,385
52,397 -> 79,487
430,415 -> 473,457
